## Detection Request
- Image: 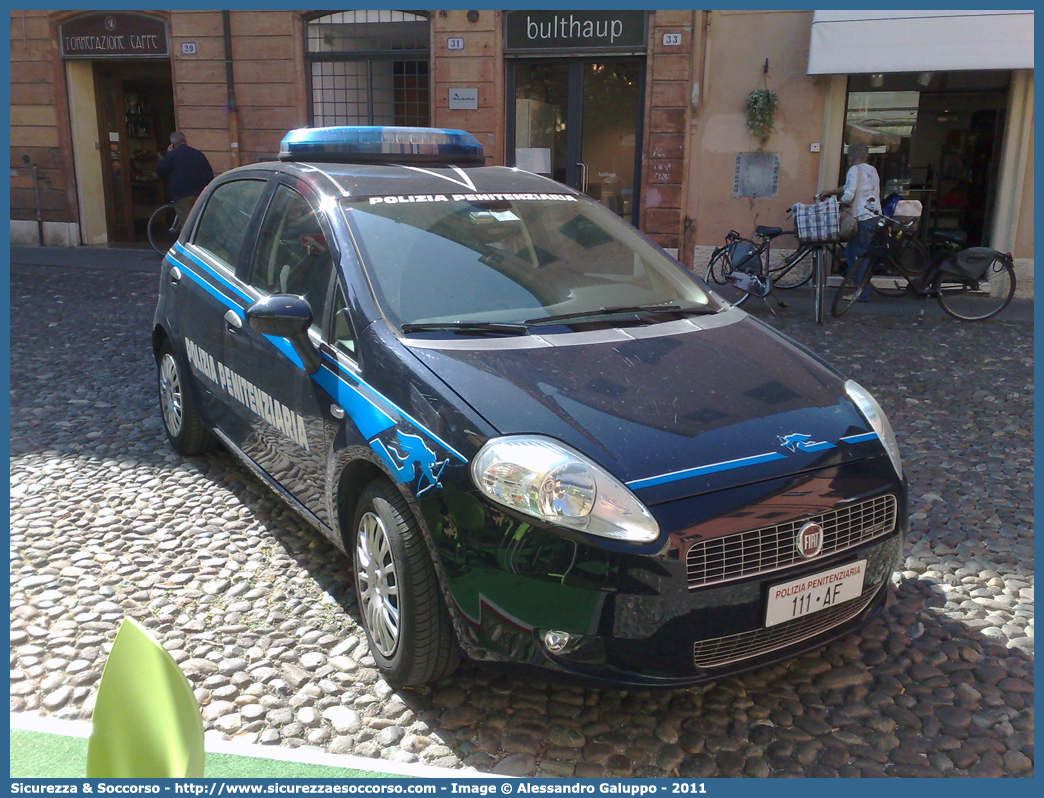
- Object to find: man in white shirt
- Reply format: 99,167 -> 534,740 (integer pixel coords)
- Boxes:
820,142 -> 881,301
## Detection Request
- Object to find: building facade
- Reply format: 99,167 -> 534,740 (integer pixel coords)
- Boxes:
9,9 -> 1034,292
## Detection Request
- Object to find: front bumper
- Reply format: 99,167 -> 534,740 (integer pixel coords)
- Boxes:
421,457 -> 907,686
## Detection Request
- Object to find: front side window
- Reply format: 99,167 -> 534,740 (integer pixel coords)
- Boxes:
330,284 -> 357,357
248,184 -> 334,332
193,180 -> 266,271
306,11 -> 430,127
342,194 -> 715,330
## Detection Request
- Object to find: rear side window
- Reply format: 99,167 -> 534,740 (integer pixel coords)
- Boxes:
193,179 -> 266,270
247,184 -> 335,332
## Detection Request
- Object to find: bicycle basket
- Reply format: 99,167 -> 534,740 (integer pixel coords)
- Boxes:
892,199 -> 922,219
791,198 -> 840,243
938,247 -> 999,282
727,241 -> 759,273
890,199 -> 922,232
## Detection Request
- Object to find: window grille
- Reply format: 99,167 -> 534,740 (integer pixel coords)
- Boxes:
306,11 -> 430,127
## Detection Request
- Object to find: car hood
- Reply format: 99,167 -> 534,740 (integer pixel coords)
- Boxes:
405,311 -> 882,505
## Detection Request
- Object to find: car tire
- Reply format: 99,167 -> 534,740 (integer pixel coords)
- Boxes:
353,479 -> 461,686
157,340 -> 217,455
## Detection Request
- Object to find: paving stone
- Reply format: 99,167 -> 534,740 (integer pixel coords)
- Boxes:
493,754 -> 535,776
7,262 -> 1034,780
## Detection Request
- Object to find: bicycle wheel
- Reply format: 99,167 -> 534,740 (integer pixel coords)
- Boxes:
936,256 -> 1016,321
831,255 -> 873,317
148,204 -> 181,255
703,247 -> 750,307
812,248 -> 825,325
771,245 -> 815,289
869,277 -> 908,298
872,235 -> 929,297
896,233 -> 932,276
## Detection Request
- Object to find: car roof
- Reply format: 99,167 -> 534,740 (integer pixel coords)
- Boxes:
230,161 -> 580,202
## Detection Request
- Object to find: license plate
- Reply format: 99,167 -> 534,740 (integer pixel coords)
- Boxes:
765,560 -> 867,627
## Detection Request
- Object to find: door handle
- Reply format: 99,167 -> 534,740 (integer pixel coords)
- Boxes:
578,162 -> 589,193
223,309 -> 243,334
170,266 -> 182,286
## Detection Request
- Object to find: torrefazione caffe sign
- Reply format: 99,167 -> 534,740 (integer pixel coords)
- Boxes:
60,13 -> 168,58
505,10 -> 647,53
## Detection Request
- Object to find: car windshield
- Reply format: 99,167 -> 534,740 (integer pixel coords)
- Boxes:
341,192 -> 717,331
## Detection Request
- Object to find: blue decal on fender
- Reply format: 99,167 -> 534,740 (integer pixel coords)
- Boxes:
777,432 -> 834,453
369,429 -> 449,496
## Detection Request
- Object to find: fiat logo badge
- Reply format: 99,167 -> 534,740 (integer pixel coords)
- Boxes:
797,522 -> 824,559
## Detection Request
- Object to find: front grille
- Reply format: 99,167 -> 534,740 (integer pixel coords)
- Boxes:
693,584 -> 881,669
686,494 -> 897,589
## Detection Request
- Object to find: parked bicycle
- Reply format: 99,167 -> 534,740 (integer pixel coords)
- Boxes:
832,204 -> 1017,321
703,206 -> 840,324
147,203 -> 181,255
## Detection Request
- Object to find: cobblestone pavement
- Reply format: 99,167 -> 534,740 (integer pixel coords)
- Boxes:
10,257 -> 1033,778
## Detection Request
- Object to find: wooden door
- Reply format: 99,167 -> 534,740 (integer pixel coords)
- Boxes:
94,65 -> 134,241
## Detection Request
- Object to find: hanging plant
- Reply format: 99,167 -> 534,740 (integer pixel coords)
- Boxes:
745,87 -> 778,151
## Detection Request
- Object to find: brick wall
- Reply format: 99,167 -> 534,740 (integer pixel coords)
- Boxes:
10,10 -> 76,225
170,10 -> 304,172
430,10 -> 503,165
639,10 -> 696,256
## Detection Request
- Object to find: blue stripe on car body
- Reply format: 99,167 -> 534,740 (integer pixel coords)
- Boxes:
627,451 -> 787,490
627,431 -> 881,490
319,352 -> 468,463
840,432 -> 880,444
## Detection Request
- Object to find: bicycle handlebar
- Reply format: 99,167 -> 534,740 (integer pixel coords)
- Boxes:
863,203 -> 918,233
720,196 -> 816,243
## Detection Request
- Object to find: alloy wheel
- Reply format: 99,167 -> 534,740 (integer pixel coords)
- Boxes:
159,353 -> 184,437
356,511 -> 401,657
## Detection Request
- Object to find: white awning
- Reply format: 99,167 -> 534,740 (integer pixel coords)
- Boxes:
808,10 -> 1034,74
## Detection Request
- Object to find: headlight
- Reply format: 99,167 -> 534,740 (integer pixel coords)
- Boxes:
470,436 -> 660,544
845,380 -> 903,479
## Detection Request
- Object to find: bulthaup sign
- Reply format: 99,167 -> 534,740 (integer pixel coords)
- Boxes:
505,11 -> 647,53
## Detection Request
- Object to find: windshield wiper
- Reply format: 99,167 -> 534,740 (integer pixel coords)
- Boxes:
400,321 -> 529,336
524,303 -> 719,327
401,304 -> 719,335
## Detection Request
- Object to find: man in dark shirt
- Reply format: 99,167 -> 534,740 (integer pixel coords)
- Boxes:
155,132 -> 214,227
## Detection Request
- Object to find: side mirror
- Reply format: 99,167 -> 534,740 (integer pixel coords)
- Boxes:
245,294 -> 321,374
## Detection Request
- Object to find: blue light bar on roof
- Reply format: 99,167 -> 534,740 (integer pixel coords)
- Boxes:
278,126 -> 485,166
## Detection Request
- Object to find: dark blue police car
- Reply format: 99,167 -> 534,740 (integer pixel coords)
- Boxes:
153,127 -> 907,686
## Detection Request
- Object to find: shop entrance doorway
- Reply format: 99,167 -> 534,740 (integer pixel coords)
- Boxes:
509,59 -> 644,226
843,71 -> 1009,248
93,61 -> 175,243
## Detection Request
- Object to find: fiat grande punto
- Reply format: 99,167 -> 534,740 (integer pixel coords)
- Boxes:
153,127 -> 907,686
